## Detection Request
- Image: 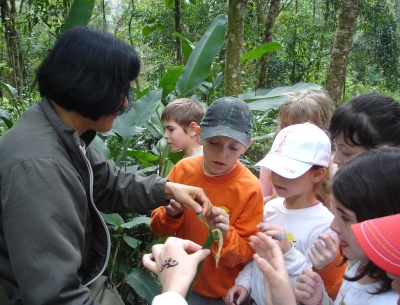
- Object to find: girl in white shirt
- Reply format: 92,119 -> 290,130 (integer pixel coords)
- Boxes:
295,147 -> 400,305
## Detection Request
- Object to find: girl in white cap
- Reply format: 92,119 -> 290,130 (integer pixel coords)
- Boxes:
226,123 -> 338,305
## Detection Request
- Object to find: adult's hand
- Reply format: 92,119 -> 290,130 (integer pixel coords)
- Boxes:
165,182 -> 212,214
142,237 -> 210,297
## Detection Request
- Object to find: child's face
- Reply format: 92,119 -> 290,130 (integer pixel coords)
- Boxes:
202,136 -> 247,176
333,132 -> 368,168
163,120 -> 191,154
270,170 -> 315,201
330,198 -> 368,262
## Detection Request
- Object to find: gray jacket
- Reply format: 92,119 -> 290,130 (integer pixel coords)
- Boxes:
0,99 -> 167,304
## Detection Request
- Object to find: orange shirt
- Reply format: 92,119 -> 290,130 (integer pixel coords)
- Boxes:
314,246 -> 348,299
150,155 -> 264,298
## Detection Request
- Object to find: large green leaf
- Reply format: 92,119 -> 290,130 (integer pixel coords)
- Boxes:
241,42 -> 282,63
101,213 -> 125,227
176,14 -> 227,95
111,89 -> 162,142
91,135 -> 111,159
241,82 -> 323,111
123,234 -> 141,249
133,89 -> 163,127
125,268 -> 162,304
62,0 -> 94,32
159,66 -> 183,99
120,216 -> 150,229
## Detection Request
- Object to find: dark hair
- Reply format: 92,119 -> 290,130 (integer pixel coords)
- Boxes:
36,26 -> 140,121
328,93 -> 400,148
332,147 -> 400,293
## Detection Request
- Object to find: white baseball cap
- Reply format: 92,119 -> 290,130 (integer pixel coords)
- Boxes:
255,123 -> 331,179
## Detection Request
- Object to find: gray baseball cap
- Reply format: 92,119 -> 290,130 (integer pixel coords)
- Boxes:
200,96 -> 253,146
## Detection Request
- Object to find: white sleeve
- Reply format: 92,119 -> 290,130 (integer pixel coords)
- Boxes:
152,292 -> 188,305
234,259 -> 254,292
283,242 -> 308,288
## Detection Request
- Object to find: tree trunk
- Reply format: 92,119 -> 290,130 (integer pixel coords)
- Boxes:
224,0 -> 246,96
174,0 -> 183,65
256,0 -> 281,89
0,0 -> 27,108
325,0 -> 358,106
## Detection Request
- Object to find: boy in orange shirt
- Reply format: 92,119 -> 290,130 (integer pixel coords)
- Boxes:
150,97 -> 264,305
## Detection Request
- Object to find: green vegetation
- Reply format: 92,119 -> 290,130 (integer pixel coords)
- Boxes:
1,0 -> 399,303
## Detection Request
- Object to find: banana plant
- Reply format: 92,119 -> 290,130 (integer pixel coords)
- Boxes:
62,0 -> 95,33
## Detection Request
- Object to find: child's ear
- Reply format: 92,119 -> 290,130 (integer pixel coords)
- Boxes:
188,122 -> 200,136
312,167 -> 327,183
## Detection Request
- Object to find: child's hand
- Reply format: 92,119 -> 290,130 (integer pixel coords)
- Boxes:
225,285 -> 247,305
165,199 -> 187,218
257,222 -> 291,254
308,233 -> 338,270
206,206 -> 230,237
250,232 -> 297,305
294,268 -> 324,305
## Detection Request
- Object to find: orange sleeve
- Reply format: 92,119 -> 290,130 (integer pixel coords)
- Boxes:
314,246 -> 347,299
150,206 -> 185,237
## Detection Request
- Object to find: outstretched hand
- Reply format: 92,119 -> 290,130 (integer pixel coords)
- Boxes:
165,182 -> 212,215
142,237 -> 210,297
249,232 -> 296,305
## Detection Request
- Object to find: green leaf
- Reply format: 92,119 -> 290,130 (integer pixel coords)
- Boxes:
125,268 -> 162,303
176,14 -> 227,95
241,42 -> 282,63
133,89 -> 163,127
111,89 -> 162,142
125,150 -> 159,163
159,66 -> 183,99
120,216 -> 150,229
241,82 -> 323,111
101,213 -> 125,227
123,234 -> 141,249
62,0 -> 94,32
142,25 -> 154,37
0,110 -> 13,129
0,80 -> 18,98
164,0 -> 175,9
173,32 -> 195,60
146,105 -> 164,139
214,72 -> 223,89
167,150 -> 185,164
91,135 -> 111,159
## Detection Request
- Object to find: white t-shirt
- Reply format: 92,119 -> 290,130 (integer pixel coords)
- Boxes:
235,197 -> 336,305
333,260 -> 399,305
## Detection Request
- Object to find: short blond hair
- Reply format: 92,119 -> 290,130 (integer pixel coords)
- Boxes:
161,98 -> 206,131
279,90 -> 333,131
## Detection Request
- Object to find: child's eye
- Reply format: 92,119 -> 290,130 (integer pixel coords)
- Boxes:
340,216 -> 349,222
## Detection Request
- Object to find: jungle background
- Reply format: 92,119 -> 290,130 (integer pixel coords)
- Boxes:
0,0 -> 399,304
